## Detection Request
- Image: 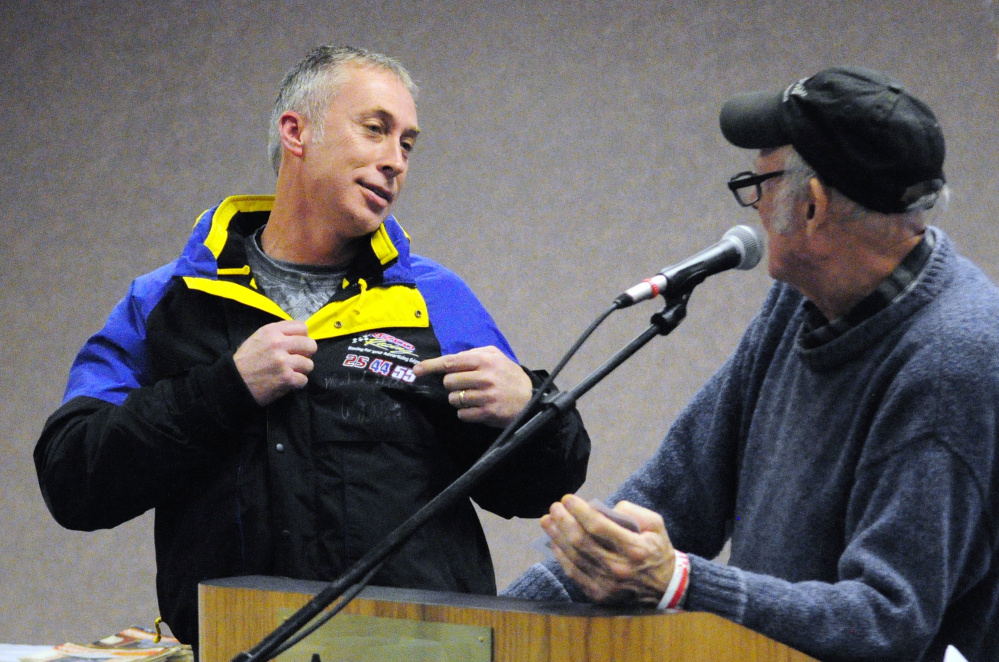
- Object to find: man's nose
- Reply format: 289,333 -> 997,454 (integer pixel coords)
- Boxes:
379,141 -> 407,177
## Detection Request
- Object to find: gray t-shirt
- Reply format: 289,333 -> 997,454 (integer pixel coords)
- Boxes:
245,227 -> 348,321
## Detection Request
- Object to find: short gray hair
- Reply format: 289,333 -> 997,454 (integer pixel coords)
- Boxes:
267,45 -> 418,174
770,149 -> 815,234
772,148 -> 941,235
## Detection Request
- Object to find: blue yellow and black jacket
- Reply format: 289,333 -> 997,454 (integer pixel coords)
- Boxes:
35,196 -> 590,644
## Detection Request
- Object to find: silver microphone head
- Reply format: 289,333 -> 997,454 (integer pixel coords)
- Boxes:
723,225 -> 765,270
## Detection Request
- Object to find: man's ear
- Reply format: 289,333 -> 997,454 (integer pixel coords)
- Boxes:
805,177 -> 830,236
278,110 -> 307,160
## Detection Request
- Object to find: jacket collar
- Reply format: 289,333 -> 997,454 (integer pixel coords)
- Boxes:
181,195 -> 411,279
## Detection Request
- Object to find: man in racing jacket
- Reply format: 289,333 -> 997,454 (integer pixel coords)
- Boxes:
34,45 -> 590,645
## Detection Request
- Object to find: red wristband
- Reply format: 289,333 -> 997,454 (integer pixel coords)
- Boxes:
658,550 -> 690,610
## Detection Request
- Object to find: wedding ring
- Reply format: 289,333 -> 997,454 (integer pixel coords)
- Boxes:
458,390 -> 467,407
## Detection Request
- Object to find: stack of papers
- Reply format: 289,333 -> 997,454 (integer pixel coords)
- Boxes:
19,628 -> 191,662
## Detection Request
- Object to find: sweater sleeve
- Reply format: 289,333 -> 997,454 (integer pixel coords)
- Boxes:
503,470 -> 991,662
501,355 -> 749,599
503,285 -> 791,598
608,284 -> 795,557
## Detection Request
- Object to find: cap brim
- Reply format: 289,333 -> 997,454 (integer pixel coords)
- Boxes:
720,89 -> 790,149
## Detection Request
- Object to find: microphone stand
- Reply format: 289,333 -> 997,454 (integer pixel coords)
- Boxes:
232,293 -> 690,662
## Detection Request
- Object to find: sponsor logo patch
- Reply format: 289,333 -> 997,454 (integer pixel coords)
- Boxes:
353,332 -> 418,359
340,332 -> 421,383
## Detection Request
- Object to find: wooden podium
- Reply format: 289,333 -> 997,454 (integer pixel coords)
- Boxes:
199,575 -> 817,662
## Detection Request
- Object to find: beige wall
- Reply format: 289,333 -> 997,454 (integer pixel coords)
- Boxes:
2,0 -> 997,644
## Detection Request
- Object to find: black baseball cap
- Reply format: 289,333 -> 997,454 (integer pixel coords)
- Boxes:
719,66 -> 946,214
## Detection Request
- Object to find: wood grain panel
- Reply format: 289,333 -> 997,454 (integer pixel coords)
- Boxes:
199,576 -> 817,662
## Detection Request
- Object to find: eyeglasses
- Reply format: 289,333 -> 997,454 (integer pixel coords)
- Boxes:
727,170 -> 785,207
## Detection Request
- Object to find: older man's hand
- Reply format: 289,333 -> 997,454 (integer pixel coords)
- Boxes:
541,494 -> 676,606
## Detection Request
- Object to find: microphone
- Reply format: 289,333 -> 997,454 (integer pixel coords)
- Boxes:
614,225 -> 764,308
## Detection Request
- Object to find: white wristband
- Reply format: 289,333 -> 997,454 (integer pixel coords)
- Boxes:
657,550 -> 690,611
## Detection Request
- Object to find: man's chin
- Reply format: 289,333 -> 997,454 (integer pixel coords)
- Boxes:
346,213 -> 390,238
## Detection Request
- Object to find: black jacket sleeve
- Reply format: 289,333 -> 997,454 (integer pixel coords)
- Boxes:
458,368 -> 590,518
34,355 -> 259,531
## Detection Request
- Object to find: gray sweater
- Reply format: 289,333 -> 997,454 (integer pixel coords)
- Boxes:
505,228 -> 999,662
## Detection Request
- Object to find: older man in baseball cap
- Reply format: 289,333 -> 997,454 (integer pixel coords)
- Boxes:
506,66 -> 999,662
